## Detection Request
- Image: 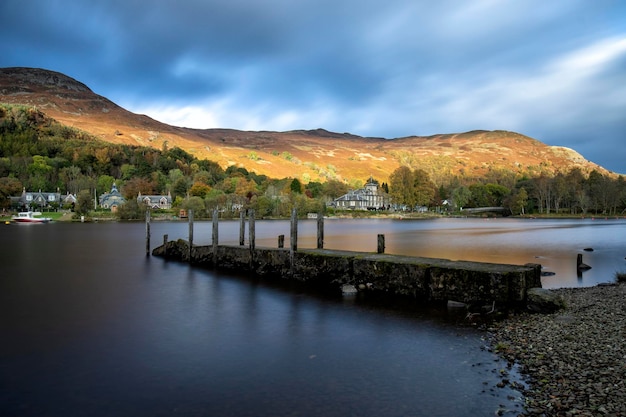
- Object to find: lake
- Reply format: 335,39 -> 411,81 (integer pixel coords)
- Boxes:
1,217 -> 624,416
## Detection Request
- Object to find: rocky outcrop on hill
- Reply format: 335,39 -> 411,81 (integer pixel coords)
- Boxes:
0,67 -> 91,93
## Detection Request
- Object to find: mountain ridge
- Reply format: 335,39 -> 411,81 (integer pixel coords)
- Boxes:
0,67 -> 611,185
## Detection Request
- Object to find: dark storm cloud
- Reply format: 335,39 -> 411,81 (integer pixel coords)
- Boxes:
1,0 -> 625,172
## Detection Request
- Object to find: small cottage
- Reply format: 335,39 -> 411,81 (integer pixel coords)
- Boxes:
12,188 -> 62,211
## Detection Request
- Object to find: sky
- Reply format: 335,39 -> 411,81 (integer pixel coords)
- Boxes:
1,0 -> 625,173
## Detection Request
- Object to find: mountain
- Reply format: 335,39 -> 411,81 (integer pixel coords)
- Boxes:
0,67 -> 610,184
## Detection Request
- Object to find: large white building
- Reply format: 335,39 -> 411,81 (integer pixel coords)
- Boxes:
330,178 -> 388,210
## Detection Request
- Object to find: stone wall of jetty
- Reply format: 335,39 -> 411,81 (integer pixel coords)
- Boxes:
151,239 -> 542,308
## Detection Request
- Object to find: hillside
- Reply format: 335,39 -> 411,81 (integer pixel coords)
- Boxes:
0,67 -> 610,185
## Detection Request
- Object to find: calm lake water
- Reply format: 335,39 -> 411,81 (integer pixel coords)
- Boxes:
2,217 -> 624,416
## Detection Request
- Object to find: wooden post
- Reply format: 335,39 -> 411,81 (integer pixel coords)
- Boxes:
290,208 -> 298,252
249,209 -> 255,251
577,254 -> 591,270
290,208 -> 297,276
188,209 -> 194,263
239,210 -> 245,246
377,234 -> 385,254
145,209 -> 151,256
317,212 -> 324,249
163,234 -> 168,256
212,208 -> 219,266
278,234 -> 285,248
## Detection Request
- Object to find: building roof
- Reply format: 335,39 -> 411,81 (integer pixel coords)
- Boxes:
99,183 -> 125,208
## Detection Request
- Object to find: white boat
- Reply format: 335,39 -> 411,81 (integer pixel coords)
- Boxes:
12,211 -> 52,223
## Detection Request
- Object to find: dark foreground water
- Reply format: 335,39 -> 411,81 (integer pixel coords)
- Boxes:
0,221 -> 527,417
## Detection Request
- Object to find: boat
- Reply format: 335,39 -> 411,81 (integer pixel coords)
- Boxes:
12,211 -> 52,223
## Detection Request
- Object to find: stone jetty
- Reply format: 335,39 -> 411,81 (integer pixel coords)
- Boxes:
149,209 -> 542,308
152,239 -> 541,308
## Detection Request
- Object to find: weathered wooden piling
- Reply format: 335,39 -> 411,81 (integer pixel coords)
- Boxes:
145,209 -> 151,257
212,208 -> 219,266
577,253 -> 591,270
249,210 -> 256,251
290,208 -> 298,253
317,213 -> 324,249
377,234 -> 385,254
239,211 -> 245,246
163,234 -> 168,256
278,234 -> 285,248
188,209 -> 194,262
290,208 -> 298,276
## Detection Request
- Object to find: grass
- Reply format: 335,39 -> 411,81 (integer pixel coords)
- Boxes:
615,271 -> 626,283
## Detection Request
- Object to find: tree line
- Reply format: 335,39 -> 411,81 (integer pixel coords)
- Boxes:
1,103 -> 625,218
387,165 -> 626,215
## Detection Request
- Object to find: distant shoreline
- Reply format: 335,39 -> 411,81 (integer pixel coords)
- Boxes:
2,210 -> 626,223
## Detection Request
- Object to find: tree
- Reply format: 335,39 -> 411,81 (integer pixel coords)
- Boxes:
172,177 -> 190,200
322,179 -> 348,199
551,173 -> 568,214
412,169 -> 436,207
75,189 -> 93,215
122,177 -> 155,199
120,164 -> 137,180
484,183 -> 510,206
250,195 -> 276,218
189,181 -> 211,198
290,178 -> 302,194
533,174 -> 552,214
116,198 -> 146,220
305,181 -> 324,198
97,175 -> 115,195
452,186 -> 471,210
586,170 -> 611,214
60,165 -> 83,194
183,196 -> 206,218
506,187 -> 528,215
389,166 -> 415,208
204,189 -> 226,212
565,168 -> 585,214
0,177 -> 22,209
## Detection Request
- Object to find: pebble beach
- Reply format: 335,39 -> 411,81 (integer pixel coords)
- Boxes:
489,283 -> 626,416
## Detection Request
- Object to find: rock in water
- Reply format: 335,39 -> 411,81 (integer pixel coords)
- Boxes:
341,284 -> 358,296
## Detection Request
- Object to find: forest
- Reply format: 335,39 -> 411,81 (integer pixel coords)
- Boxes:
1,103 -> 625,218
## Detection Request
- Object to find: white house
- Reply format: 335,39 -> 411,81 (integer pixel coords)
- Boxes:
138,191 -> 172,210
330,178 -> 388,210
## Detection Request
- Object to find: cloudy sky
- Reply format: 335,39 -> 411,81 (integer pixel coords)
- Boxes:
1,0 -> 625,172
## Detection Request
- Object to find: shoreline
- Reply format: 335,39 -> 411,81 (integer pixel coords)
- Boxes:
489,283 -> 626,416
